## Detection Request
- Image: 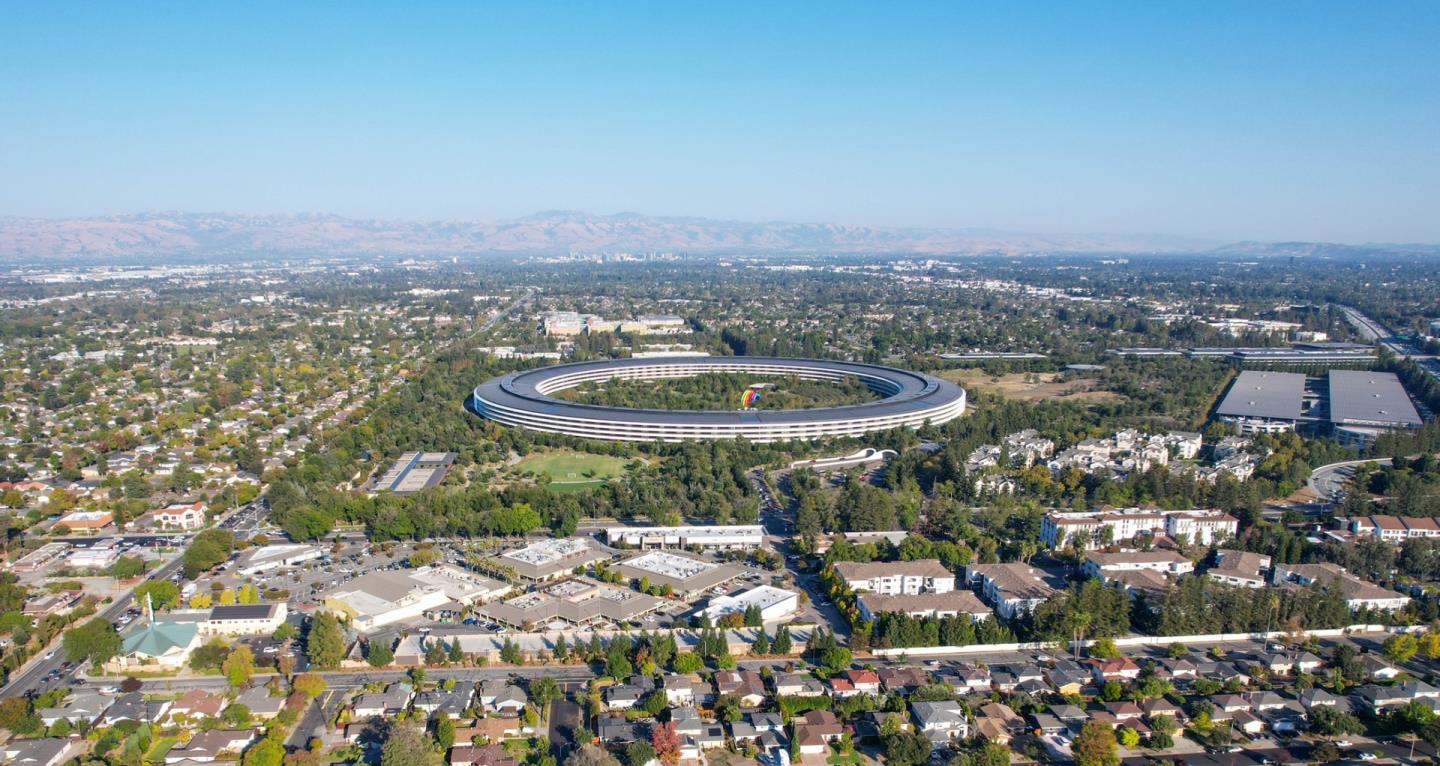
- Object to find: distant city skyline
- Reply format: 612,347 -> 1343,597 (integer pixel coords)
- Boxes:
2,2 -> 1438,244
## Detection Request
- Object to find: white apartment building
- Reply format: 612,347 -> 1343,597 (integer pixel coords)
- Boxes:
1041,508 -> 1237,549
832,560 -> 955,595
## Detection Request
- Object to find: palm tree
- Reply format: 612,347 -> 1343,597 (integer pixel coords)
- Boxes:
1072,612 -> 1092,658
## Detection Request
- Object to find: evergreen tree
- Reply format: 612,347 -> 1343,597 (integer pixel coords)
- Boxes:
305,613 -> 345,671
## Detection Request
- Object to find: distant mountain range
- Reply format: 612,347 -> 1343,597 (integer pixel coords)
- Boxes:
0,211 -> 1433,262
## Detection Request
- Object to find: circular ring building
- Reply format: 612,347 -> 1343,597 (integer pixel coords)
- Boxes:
469,356 -> 966,443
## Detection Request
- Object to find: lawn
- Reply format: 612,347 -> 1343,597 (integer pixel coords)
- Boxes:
513,450 -> 634,491
144,737 -> 179,764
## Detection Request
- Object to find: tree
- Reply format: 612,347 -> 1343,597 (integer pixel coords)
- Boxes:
62,618 -> 121,665
223,644 -> 255,687
292,673 -> 327,699
111,556 -> 146,580
1307,706 -> 1364,736
134,580 -> 181,610
673,652 -> 703,674
500,638 -> 522,665
434,713 -> 456,750
1384,633 -> 1420,664
563,745 -> 620,766
752,630 -> 770,656
883,731 -> 931,766
624,741 -> 656,766
367,639 -> 394,667
1116,727 -> 1140,747
651,720 -> 680,764
530,677 -> 560,718
381,723 -> 438,766
762,625 -> 792,659
1074,720 -> 1119,766
553,634 -> 570,662
244,739 -> 285,766
1166,642 -> 1189,659
1091,637 -> 1121,659
306,612 -> 345,670
0,697 -> 38,735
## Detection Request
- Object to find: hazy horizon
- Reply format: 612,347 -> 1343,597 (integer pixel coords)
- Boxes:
3,3 -> 1439,244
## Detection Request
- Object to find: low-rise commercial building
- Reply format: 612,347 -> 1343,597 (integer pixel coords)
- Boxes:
476,576 -> 665,629
495,538 -> 607,583
324,564 -> 510,631
699,585 -> 799,623
234,544 -> 325,577
614,550 -> 743,598
605,524 -> 765,551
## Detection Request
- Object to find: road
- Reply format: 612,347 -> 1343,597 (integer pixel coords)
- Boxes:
1307,457 -> 1392,503
1339,304 -> 1440,387
1,554 -> 187,698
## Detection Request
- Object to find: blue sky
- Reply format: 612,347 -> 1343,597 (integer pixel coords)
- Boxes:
2,2 -> 1437,242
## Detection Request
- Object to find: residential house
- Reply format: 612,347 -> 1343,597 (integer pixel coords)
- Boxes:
414,687 -> 474,718
353,684 -> 414,717
234,687 -> 286,720
36,690 -> 111,727
1089,657 -> 1141,684
167,690 -> 228,722
103,692 -> 171,724
663,674 -> 710,707
164,729 -> 257,763
878,667 -> 930,694
448,744 -> 520,766
596,716 -> 646,746
791,710 -> 844,755
912,700 -> 969,742
714,670 -> 766,708
0,739 -> 84,766
772,672 -> 826,698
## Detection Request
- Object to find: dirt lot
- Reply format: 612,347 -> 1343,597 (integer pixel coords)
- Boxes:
938,369 -> 1124,403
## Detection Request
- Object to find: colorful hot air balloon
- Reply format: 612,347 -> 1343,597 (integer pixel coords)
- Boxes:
741,389 -> 761,408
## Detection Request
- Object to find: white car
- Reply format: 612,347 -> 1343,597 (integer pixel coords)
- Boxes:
42,651 -> 55,660
1335,740 -> 1353,748
1356,753 -> 1378,761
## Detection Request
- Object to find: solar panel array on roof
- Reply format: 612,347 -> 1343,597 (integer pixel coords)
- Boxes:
1328,370 -> 1422,427
1215,370 -> 1307,421
209,604 -> 277,620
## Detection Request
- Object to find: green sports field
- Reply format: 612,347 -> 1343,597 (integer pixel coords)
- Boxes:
514,451 -> 633,491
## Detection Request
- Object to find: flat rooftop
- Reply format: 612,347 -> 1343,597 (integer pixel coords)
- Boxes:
501,538 -> 594,567
1215,370 -> 1307,421
614,550 -> 743,594
1328,370 -> 1421,427
374,451 -> 457,495
620,551 -> 718,579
